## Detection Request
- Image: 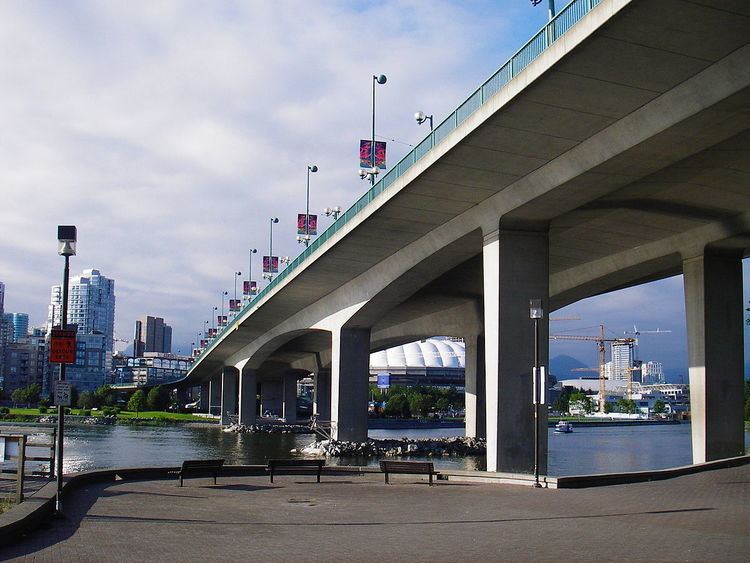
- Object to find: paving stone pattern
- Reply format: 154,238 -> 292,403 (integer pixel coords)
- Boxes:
1,465 -> 749,562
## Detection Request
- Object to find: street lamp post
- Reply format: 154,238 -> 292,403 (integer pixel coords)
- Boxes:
265,218 -> 279,281
212,307 -> 218,331
234,271 -> 242,303
359,74 -> 387,184
55,225 -> 76,515
220,291 -> 228,327
297,165 -> 318,247
529,298 -> 545,488
248,248 -> 257,300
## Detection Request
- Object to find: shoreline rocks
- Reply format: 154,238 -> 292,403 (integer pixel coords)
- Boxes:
300,436 -> 485,458
222,422 -> 315,434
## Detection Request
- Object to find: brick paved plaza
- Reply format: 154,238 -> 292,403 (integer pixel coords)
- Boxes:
2,464 -> 749,562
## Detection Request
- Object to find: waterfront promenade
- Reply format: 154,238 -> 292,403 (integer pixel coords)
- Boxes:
2,464 -> 748,562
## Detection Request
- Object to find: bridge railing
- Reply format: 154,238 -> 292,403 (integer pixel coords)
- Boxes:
199,0 -> 603,358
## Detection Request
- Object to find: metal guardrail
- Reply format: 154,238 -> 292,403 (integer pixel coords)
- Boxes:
197,0 -> 603,362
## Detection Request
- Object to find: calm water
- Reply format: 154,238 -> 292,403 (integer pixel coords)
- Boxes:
48,422 -> 750,477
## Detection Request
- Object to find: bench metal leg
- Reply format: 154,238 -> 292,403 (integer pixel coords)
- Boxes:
317,468 -> 321,483
384,472 -> 390,485
429,473 -> 433,486
213,472 -> 217,485
270,470 -> 274,483
179,475 -> 183,487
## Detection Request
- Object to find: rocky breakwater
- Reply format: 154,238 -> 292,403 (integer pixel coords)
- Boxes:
37,415 -> 116,425
223,422 -> 315,434
299,436 -> 486,458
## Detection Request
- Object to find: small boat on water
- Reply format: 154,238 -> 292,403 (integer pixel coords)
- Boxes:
554,421 -> 573,433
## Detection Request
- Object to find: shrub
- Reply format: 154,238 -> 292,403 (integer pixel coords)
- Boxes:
0,407 -> 9,414
80,409 -> 91,417
38,406 -> 48,414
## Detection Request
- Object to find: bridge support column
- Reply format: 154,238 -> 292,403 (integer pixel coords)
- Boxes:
331,327 -> 370,442
483,229 -> 548,474
283,372 -> 297,424
239,366 -> 257,426
209,374 -> 222,416
464,334 -> 486,439
314,369 -> 331,420
683,249 -> 745,463
260,379 -> 283,418
221,367 -> 238,425
199,382 -> 210,412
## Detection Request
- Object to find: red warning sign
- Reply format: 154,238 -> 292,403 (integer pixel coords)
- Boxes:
49,329 -> 77,364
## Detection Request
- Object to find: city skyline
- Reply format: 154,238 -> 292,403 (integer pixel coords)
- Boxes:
1,2 -> 748,372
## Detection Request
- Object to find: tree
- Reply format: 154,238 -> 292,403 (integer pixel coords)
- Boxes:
94,385 -> 116,407
568,391 -> 593,415
147,386 -> 169,411
408,393 -> 430,418
78,391 -> 96,410
127,390 -> 147,416
384,393 -> 411,418
10,384 -> 41,407
653,399 -> 667,415
603,401 -> 613,414
11,388 -> 24,407
616,398 -> 637,414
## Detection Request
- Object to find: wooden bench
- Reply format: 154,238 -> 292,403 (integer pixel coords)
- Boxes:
379,460 -> 439,486
176,459 -> 225,487
266,459 -> 325,483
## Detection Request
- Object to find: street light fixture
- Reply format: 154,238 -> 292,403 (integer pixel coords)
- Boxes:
360,73 -> 387,185
414,110 -> 433,131
529,298 -> 545,489
324,206 -> 341,220
264,218 -> 279,281
54,225 -> 76,516
247,248 -> 258,300
297,164 -> 318,247
234,271 -> 242,303
220,291 -> 228,327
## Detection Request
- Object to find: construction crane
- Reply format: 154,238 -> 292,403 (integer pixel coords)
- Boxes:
623,325 -> 671,385
549,326 -> 635,413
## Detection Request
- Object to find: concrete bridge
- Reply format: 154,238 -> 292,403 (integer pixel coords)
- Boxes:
182,0 -> 750,474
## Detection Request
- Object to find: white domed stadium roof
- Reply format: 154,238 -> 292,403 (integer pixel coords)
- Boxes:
370,338 -> 465,370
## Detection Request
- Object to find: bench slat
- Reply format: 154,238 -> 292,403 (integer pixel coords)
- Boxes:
379,460 -> 438,486
177,459 -> 225,487
266,459 -> 325,483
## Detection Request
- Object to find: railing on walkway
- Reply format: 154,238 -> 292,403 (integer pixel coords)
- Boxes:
0,425 -> 56,481
0,435 -> 27,504
197,0 -> 604,360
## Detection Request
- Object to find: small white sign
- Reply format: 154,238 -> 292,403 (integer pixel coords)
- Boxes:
55,380 -> 73,406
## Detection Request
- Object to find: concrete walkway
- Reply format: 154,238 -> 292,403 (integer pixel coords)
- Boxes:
2,465 -> 749,562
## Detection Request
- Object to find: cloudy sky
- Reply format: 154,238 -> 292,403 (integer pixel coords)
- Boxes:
1,1 -> 747,375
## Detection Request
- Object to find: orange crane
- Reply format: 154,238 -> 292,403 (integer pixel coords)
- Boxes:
549,326 -> 635,413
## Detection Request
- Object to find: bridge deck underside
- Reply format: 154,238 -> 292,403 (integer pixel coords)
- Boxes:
189,0 -> 750,380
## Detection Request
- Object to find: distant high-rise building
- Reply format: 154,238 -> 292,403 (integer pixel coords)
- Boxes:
0,281 -> 4,315
610,341 -> 633,381
642,361 -> 665,384
133,316 -> 172,357
47,269 -> 116,392
9,313 -> 29,342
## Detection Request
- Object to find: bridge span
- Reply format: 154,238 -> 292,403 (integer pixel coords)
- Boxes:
182,0 -> 750,474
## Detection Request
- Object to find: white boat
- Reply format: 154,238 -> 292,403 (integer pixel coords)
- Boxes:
554,421 -> 573,433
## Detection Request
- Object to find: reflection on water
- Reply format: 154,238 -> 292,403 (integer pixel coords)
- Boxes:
59,423 -> 750,476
